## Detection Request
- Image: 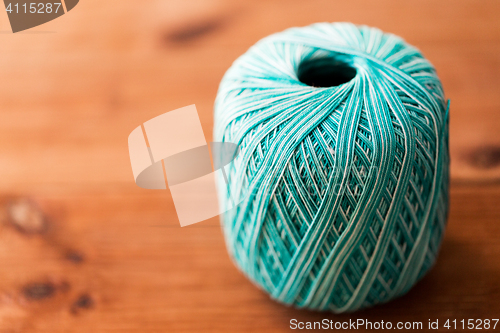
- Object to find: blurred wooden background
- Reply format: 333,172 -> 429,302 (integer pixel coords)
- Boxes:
0,0 -> 499,332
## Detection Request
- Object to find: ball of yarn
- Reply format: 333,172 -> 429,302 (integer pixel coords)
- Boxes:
214,22 -> 449,313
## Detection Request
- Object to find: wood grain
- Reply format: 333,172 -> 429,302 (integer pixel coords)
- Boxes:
0,0 -> 499,332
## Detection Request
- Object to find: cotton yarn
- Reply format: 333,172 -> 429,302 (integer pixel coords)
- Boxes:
213,22 -> 449,312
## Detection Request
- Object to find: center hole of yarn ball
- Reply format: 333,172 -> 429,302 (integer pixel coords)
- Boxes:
298,56 -> 356,88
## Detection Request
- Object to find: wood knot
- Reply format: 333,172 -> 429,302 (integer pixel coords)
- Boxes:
162,19 -> 224,44
6,198 -> 47,234
70,294 -> 94,314
466,145 -> 500,169
65,250 -> 85,264
22,282 -> 56,301
21,279 -> 70,302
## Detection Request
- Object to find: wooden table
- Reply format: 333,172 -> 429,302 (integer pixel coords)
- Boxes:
0,0 -> 499,331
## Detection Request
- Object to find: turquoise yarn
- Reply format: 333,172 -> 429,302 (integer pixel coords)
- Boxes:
214,22 -> 449,313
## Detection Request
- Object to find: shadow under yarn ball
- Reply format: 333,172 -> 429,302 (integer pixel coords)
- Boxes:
214,22 -> 449,313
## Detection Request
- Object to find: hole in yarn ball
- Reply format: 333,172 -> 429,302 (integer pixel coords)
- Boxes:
298,56 -> 356,88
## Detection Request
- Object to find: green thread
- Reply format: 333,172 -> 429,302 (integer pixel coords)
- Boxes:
214,22 -> 449,312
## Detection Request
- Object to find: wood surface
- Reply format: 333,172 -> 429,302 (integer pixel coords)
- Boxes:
0,0 -> 499,332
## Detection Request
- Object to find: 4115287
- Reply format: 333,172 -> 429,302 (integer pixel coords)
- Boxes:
5,2 -> 62,14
